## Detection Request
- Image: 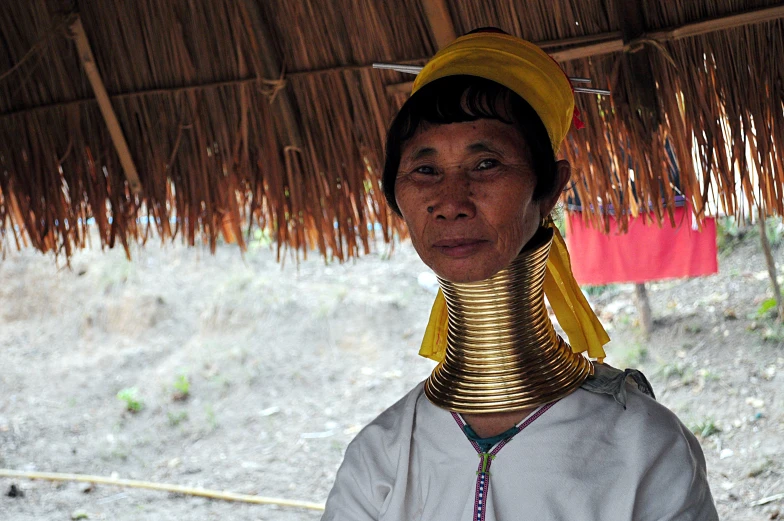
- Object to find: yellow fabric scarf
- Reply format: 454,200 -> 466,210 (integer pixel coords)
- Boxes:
413,32 -> 609,362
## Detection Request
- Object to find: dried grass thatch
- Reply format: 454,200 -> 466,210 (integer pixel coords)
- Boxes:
0,0 -> 782,260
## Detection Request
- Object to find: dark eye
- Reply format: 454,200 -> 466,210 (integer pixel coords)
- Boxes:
476,159 -> 499,170
414,165 -> 436,175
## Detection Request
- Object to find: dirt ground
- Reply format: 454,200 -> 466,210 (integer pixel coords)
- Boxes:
1,230 -> 783,520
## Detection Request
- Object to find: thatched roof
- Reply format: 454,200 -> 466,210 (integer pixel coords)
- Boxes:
1,0 -> 783,260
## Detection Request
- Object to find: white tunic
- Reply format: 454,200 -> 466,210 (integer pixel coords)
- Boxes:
323,382 -> 717,521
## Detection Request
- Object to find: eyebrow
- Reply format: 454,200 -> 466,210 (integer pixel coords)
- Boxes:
406,142 -> 503,161
407,147 -> 437,161
467,142 -> 503,154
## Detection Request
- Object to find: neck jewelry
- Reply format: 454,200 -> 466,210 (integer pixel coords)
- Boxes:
424,227 -> 594,413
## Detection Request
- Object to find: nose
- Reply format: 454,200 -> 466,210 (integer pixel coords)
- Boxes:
430,173 -> 476,221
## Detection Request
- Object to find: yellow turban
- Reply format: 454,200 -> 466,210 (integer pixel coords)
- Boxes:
412,32 -> 575,154
413,32 -> 610,362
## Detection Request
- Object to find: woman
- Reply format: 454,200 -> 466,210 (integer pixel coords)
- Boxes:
323,29 -> 717,521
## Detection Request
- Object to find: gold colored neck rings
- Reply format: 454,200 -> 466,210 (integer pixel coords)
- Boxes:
424,228 -> 593,413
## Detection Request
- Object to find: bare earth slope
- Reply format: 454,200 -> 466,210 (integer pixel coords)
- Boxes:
1,236 -> 782,520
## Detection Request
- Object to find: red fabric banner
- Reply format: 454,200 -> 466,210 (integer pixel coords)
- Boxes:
565,207 -> 718,285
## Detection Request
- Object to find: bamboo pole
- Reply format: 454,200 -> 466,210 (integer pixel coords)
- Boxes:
68,15 -> 142,195
634,283 -> 653,339
757,213 -> 783,322
237,0 -> 302,149
0,468 -> 325,511
421,0 -> 457,49
648,4 -> 784,41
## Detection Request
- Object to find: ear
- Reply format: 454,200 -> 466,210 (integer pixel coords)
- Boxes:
539,160 -> 571,219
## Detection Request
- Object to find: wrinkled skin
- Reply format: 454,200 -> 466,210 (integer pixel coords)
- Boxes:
395,119 -> 570,284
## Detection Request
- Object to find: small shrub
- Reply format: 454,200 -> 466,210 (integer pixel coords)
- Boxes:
688,418 -> 721,438
716,216 -> 745,254
656,361 -> 687,379
204,404 -> 219,430
172,375 -> 190,401
117,387 -> 143,413
167,411 -> 188,426
756,297 -> 780,318
762,325 -> 784,343
616,342 -> 648,367
583,284 -> 618,298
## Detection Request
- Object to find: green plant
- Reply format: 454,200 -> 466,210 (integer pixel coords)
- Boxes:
167,410 -> 189,426
688,418 -> 721,438
117,387 -> 143,413
698,368 -> 721,382
716,216 -> 745,255
762,216 -> 784,247
656,361 -> 687,379
762,324 -> 784,343
756,297 -> 781,318
583,284 -> 618,297
551,208 -> 566,237
249,228 -> 274,249
614,341 -> 648,367
172,375 -> 190,401
205,404 -> 218,430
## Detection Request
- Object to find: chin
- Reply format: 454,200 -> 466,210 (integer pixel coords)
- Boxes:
429,258 -> 505,284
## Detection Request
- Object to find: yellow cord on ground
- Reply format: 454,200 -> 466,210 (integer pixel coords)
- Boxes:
0,468 -> 325,511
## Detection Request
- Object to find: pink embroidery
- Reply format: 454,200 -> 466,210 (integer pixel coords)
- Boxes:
451,402 -> 556,521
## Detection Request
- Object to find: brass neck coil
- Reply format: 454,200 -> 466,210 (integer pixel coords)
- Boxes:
424,228 -> 593,413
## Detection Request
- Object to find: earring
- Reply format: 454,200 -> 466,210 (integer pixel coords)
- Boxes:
427,206 -> 434,214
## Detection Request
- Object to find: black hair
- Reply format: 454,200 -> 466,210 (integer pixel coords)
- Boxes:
382,75 -> 559,215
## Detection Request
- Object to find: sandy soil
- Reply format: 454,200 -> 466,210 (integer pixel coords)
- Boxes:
1,233 -> 782,520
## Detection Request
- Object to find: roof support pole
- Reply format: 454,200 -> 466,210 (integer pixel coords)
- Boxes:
69,15 -> 142,195
615,0 -> 660,126
237,1 -> 302,149
421,0 -> 457,50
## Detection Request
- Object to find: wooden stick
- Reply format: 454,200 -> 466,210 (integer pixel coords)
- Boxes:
750,491 -> 784,507
634,283 -> 653,339
548,39 -> 625,62
238,0 -> 302,148
757,212 -> 784,322
648,4 -> 784,41
68,16 -> 142,195
421,0 -> 457,50
0,468 -> 325,511
551,4 -> 784,62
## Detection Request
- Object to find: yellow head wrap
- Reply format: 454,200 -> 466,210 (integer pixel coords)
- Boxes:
413,31 -> 610,362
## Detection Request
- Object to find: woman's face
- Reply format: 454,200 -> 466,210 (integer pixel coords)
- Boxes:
394,119 -> 566,283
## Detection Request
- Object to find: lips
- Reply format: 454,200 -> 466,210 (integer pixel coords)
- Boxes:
432,238 -> 489,258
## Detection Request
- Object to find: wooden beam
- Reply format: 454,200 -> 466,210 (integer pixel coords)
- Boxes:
237,0 -> 302,148
548,39 -> 625,62
615,0 -> 659,124
552,4 -> 784,62
421,0 -> 457,50
537,32 -> 622,50
69,16 -> 142,195
386,81 -> 415,97
649,4 -> 784,41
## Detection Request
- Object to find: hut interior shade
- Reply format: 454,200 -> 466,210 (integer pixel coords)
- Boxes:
0,1 -> 782,261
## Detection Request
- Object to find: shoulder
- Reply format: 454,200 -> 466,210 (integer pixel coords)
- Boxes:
322,382 -> 428,520
557,386 -> 717,519
564,384 -> 696,453
343,381 -> 426,461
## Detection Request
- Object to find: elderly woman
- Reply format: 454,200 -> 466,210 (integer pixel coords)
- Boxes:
323,30 -> 717,521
